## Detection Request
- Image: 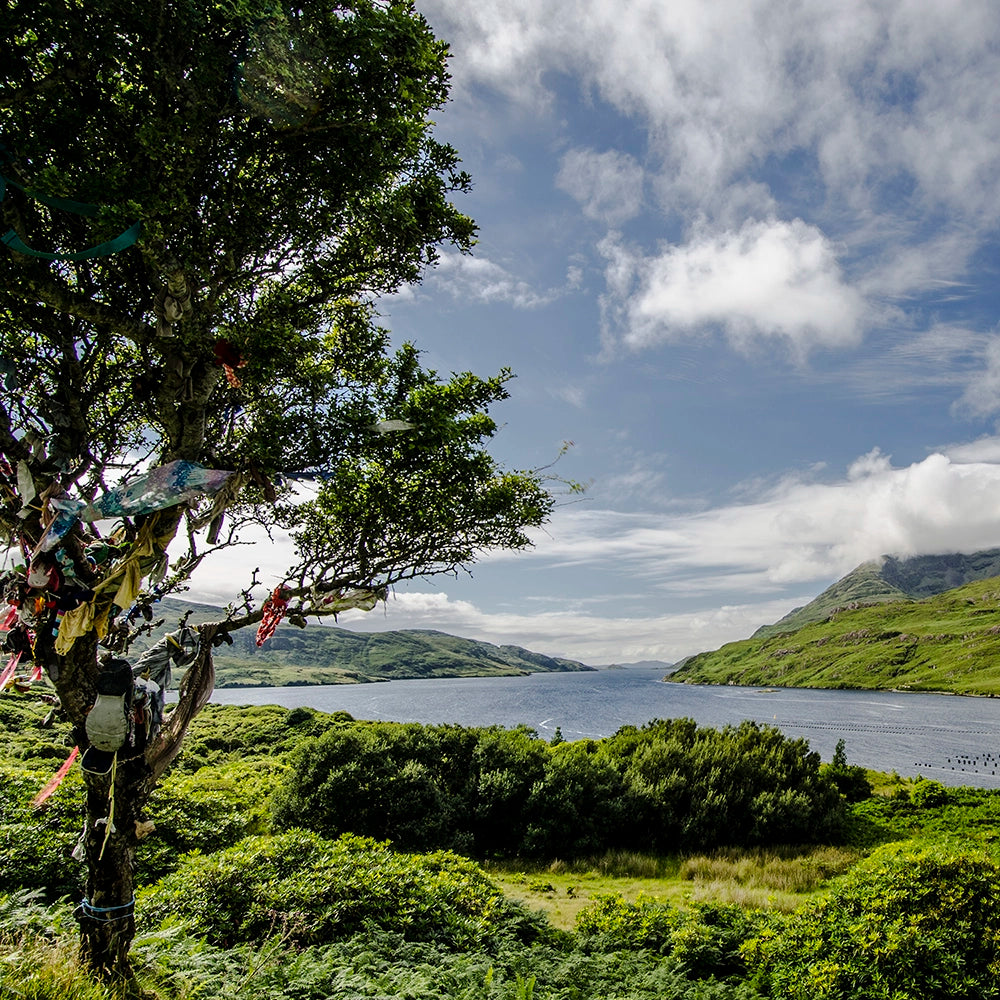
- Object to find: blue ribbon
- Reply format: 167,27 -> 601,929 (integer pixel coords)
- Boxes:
0,173 -> 141,261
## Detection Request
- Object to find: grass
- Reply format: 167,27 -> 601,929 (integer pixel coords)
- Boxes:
672,577 -> 1000,694
487,844 -> 857,928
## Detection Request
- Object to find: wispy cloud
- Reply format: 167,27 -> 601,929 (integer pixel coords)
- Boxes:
335,589 -> 805,663
421,0 -> 1000,367
429,251 -> 573,308
184,443 -> 1000,662
495,448 -> 1000,590
954,337 -> 1000,419
556,148 -> 645,226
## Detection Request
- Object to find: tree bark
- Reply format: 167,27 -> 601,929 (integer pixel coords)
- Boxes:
67,622 -> 219,980
77,754 -> 147,980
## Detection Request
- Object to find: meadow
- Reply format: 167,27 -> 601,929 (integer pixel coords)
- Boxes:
3,697 -> 1000,999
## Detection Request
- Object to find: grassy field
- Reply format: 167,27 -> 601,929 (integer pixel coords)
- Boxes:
673,576 -> 1000,694
489,844 -> 862,928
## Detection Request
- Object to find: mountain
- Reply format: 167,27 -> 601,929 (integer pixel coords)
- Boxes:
671,573 -> 1000,695
597,659 -> 676,671
132,598 -> 594,686
753,549 -> 1000,638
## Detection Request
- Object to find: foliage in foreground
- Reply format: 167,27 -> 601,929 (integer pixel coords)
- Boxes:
140,829 -> 550,952
6,700 -> 1000,998
744,846 -> 1000,999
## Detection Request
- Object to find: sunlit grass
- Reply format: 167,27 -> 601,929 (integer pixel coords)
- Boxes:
489,843 -> 858,927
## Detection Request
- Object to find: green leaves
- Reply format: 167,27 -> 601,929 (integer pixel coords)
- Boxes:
746,847 -> 1000,999
141,829 -> 542,951
0,1 -> 545,615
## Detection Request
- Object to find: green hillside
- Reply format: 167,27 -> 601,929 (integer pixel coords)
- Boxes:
672,576 -> 1000,695
753,549 -> 1000,638
133,599 -> 593,686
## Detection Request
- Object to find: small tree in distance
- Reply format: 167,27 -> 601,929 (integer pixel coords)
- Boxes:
0,1 -> 552,979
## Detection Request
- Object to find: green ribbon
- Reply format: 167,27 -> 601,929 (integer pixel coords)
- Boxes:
0,173 -> 141,261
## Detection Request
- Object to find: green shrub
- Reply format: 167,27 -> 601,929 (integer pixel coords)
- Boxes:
141,829 -> 548,951
0,764 -> 84,899
745,845 -> 1000,998
576,893 -> 681,954
577,894 -> 764,981
910,776 -> 949,809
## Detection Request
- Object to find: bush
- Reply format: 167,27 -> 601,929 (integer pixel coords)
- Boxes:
607,719 -> 845,851
577,894 -> 764,981
271,721 -> 550,855
0,765 -> 84,899
141,829 -> 548,951
274,717 -> 846,860
745,846 -> 1000,998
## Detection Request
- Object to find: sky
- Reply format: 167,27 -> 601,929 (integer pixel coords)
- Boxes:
190,0 -> 1000,666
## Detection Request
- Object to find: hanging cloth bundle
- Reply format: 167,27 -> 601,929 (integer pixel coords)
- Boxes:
0,172 -> 141,261
255,586 -> 289,646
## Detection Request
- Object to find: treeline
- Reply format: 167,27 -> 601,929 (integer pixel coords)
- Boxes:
272,716 -> 849,857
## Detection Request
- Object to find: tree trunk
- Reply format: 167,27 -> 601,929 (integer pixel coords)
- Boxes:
60,621 -> 219,980
77,753 -> 150,980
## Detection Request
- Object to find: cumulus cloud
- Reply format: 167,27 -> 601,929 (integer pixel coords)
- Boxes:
600,219 -> 866,354
494,449 -> 1000,592
556,148 -> 645,226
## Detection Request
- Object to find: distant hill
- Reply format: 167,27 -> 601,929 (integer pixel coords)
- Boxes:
597,659 -> 676,672
671,574 -> 1000,695
132,598 -> 594,687
753,549 -> 1000,638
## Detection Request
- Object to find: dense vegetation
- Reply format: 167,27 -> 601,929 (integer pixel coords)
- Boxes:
674,576 -> 1000,693
272,717 -> 845,856
3,695 -> 1000,998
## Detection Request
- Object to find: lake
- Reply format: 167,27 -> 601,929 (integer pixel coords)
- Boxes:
209,667 -> 1000,788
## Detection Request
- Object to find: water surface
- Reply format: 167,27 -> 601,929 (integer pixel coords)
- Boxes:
209,667 -> 1000,787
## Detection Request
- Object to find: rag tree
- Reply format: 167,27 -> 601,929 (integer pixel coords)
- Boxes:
0,0 -> 552,979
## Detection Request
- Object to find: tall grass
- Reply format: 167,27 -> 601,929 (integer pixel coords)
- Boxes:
679,845 -> 857,893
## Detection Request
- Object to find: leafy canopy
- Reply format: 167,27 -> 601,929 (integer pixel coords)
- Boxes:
0,0 -> 551,641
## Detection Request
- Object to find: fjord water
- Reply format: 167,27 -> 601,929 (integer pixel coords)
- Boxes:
210,667 -> 1000,788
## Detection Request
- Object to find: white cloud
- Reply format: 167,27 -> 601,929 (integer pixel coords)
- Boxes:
600,219 -> 866,354
424,0 -> 1000,222
183,444 -> 1000,663
421,0 -> 1000,335
955,338 -> 1000,419
943,436 -> 1000,466
556,148 -> 644,226
498,449 -> 1000,591
431,251 -> 569,308
335,589 -> 803,663
549,383 -> 586,408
